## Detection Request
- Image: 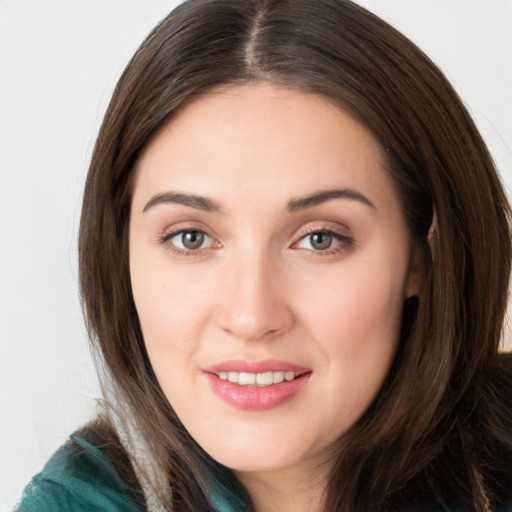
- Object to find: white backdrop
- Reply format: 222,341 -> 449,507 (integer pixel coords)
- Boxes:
1,1 -> 511,510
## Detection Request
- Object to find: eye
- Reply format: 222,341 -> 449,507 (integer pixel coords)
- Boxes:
304,232 -> 334,251
162,229 -> 215,253
294,230 -> 353,254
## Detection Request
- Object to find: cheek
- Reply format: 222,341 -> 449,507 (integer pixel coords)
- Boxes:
302,257 -> 406,343
298,255 -> 407,412
130,264 -> 215,417
130,256 -> 214,363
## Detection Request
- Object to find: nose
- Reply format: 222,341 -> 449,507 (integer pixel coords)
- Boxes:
215,252 -> 294,342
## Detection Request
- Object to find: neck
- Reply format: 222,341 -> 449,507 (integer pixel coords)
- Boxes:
235,461 -> 329,512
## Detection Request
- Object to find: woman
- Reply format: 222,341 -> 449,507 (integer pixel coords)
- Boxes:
15,0 -> 512,511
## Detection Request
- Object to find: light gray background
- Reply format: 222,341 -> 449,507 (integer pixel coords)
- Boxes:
1,1 -> 511,510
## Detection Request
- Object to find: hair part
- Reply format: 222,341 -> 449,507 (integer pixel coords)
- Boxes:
79,1 -> 511,510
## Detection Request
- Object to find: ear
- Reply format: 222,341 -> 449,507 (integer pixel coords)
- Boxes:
427,209 -> 438,251
406,209 -> 437,298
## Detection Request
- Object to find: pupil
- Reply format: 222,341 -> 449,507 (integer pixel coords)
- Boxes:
182,231 -> 204,249
311,232 -> 332,250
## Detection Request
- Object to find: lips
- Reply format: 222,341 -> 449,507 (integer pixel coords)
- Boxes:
204,359 -> 311,410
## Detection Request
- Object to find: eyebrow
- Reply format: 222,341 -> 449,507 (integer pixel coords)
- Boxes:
287,188 -> 376,212
143,192 -> 223,213
142,187 -> 375,214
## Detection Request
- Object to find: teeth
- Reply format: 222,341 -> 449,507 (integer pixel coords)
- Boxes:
256,371 -> 273,386
217,371 -> 297,386
273,371 -> 285,384
239,372 -> 256,385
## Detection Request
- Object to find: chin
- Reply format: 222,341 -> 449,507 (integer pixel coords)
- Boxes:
197,431 -> 325,475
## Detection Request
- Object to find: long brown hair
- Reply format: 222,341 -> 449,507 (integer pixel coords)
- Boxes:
79,1 -> 511,510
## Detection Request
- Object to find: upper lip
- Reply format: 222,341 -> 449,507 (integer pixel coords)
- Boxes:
203,359 -> 310,375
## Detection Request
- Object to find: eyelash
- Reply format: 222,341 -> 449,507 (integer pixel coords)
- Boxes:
158,226 -> 354,257
293,227 -> 354,255
158,228 -> 216,257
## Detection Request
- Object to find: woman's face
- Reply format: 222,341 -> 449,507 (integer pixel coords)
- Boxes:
129,83 -> 419,477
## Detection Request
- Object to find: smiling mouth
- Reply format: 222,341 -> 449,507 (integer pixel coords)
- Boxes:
206,363 -> 311,410
216,371 -> 298,387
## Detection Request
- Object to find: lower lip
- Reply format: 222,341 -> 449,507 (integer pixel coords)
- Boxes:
205,373 -> 311,411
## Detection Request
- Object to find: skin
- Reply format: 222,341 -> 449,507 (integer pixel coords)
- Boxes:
129,83 -> 420,512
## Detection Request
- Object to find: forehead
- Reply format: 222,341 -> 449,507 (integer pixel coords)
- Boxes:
133,82 -> 397,214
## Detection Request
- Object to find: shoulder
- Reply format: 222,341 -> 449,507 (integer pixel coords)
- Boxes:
14,419 -> 146,512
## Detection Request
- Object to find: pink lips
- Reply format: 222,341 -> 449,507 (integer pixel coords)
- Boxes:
204,359 -> 311,411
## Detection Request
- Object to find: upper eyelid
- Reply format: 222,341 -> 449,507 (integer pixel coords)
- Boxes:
160,221 -> 215,238
292,221 -> 351,239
